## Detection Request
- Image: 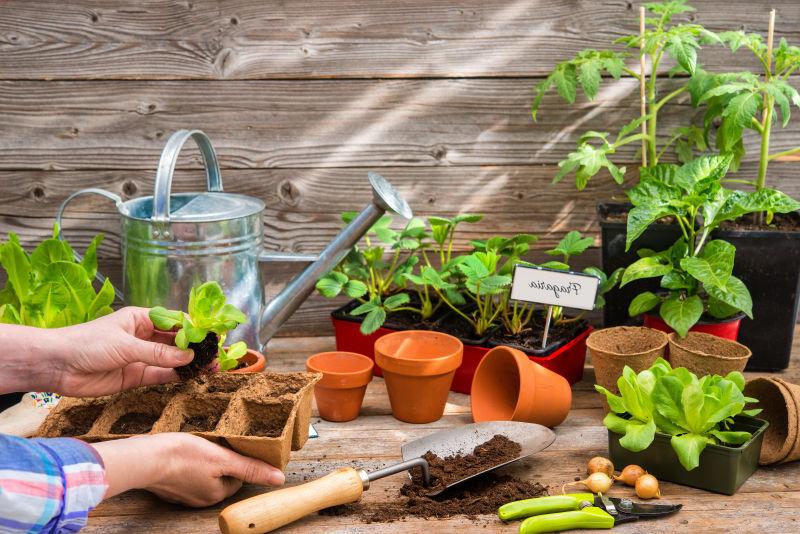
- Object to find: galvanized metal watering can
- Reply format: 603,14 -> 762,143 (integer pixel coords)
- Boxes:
56,130 -> 413,351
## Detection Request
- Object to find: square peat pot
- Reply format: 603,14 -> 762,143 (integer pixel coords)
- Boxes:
608,415 -> 768,495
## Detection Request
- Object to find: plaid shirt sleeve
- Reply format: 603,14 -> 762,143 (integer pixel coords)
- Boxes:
0,434 -> 107,533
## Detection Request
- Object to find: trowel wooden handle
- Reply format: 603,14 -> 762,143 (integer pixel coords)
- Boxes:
218,467 -> 366,534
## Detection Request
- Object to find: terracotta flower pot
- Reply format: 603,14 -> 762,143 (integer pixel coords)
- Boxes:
668,332 -> 751,377
470,346 -> 572,427
375,330 -> 463,424
305,351 -> 374,422
586,327 -> 668,394
228,349 -> 267,374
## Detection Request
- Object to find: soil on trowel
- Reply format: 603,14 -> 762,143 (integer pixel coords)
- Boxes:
110,412 -> 159,434
176,332 -> 220,380
320,435 -> 548,522
489,314 -> 587,353
180,414 -> 222,432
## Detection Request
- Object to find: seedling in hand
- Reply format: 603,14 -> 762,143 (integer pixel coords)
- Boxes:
149,281 -> 248,378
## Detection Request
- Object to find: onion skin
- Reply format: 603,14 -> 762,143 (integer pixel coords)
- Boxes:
587,456 -> 615,477
615,464 -> 646,487
561,472 -> 614,494
635,474 -> 661,499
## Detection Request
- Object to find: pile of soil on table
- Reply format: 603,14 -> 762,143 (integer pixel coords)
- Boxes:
175,332 -> 219,380
320,435 -> 548,522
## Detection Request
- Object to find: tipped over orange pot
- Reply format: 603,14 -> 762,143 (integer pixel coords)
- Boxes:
375,330 -> 463,424
306,351 -> 374,422
471,346 -> 572,427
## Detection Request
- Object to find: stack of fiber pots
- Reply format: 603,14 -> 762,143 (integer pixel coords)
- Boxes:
668,332 -> 752,376
374,330 -> 463,424
587,326 -> 668,396
744,377 -> 800,465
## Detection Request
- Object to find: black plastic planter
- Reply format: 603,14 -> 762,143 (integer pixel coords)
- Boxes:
598,202 -> 681,327
715,217 -> 800,371
608,415 -> 768,495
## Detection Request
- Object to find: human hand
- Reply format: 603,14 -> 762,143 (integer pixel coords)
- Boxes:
49,307 -> 194,397
92,433 -> 285,506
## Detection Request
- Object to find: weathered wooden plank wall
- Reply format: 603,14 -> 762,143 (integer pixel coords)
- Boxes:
1,1 -> 798,335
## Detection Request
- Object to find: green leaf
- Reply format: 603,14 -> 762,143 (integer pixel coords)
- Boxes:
619,419 -> 657,452
547,231 -> 594,258
316,272 -> 348,298
602,411 -> 630,434
666,33 -> 698,75
626,205 -> 675,250
660,294 -> 703,337
384,293 -> 410,310
225,341 -> 248,361
87,278 -> 115,320
680,248 -> 734,291
671,433 -> 709,471
595,385 -> 627,414
343,279 -> 368,299
0,234 -> 32,302
621,256 -> 673,287
578,60 -> 601,100
709,430 -> 752,445
148,306 -> 183,332
552,63 -> 578,104
80,234 -> 104,280
360,307 -> 387,335
629,291 -> 662,316
704,275 -> 753,318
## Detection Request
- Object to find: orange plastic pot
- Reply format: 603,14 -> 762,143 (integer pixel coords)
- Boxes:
306,351 -> 374,422
228,349 -> 266,374
375,330 -> 463,424
470,346 -> 572,427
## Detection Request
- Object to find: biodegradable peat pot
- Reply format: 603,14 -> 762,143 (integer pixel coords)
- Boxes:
668,332 -> 751,377
587,327 -> 668,394
375,330 -> 462,424
305,352 -> 373,422
608,415 -> 768,495
643,312 -> 744,341
470,346 -> 571,427
228,349 -> 267,374
743,378 -> 800,465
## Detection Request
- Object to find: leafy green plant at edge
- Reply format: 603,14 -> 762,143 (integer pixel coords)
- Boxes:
596,358 -> 761,471
149,281 -> 248,371
533,0 -> 721,190
0,225 -> 115,328
620,154 -> 800,336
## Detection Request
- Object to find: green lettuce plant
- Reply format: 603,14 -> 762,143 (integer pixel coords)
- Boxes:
596,358 -> 761,471
533,0 -> 721,189
621,155 -> 800,335
149,281 -> 248,371
0,226 -> 115,328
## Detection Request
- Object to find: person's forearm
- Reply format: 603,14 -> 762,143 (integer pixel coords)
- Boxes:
0,323 -> 64,394
91,437 -> 167,498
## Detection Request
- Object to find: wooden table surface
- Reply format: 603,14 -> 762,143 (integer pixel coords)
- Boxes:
86,334 -> 800,533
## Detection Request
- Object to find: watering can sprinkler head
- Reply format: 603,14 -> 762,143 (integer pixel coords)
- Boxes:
257,172 -> 413,349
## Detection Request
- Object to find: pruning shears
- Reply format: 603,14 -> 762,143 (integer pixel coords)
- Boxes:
498,493 -> 682,534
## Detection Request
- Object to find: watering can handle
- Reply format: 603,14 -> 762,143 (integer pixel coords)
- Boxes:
55,188 -> 125,303
152,129 -> 223,223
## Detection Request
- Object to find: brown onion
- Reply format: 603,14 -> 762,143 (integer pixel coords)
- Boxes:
587,456 -> 615,477
615,464 -> 646,487
563,472 -> 614,494
635,473 -> 661,499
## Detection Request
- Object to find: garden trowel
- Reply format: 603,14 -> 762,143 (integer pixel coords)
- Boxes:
219,421 -> 555,534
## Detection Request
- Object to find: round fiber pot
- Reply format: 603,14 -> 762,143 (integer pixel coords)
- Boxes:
306,351 -> 374,422
586,327 -> 668,394
643,313 -> 743,341
228,349 -> 266,374
668,332 -> 751,377
375,330 -> 462,424
471,346 -> 571,427
744,378 -> 798,465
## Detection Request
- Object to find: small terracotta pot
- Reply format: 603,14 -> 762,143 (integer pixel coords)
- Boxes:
668,332 -> 751,377
228,349 -> 267,374
586,327 -> 668,394
305,351 -> 374,422
744,377 -> 799,465
471,346 -> 571,427
375,330 -> 463,424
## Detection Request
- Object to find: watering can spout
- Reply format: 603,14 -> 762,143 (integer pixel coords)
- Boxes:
257,172 -> 412,349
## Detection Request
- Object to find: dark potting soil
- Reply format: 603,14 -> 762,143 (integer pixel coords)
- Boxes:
434,311 -> 489,344
489,315 -> 587,353
180,414 -> 221,432
110,412 -> 159,434
60,403 -> 106,436
718,212 -> 800,232
176,332 -> 220,380
320,435 -> 548,522
246,401 -> 293,437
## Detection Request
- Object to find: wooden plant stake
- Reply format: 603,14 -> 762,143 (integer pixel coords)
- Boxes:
639,5 -> 648,167
542,305 -> 554,349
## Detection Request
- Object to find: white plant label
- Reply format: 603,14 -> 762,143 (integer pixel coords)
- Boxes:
510,265 -> 599,311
